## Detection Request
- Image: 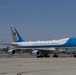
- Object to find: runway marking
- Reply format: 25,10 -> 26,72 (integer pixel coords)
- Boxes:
20,69 -> 54,74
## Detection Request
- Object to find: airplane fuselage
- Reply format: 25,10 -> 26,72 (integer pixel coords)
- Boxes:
12,38 -> 76,48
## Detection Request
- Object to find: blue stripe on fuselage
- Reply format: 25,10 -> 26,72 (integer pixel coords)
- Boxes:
17,38 -> 76,48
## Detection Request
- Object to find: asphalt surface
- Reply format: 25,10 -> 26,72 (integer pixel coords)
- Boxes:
0,57 -> 76,75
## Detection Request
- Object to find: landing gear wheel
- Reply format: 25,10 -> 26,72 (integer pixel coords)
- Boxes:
37,55 -> 44,58
53,54 -> 58,58
73,55 -> 76,57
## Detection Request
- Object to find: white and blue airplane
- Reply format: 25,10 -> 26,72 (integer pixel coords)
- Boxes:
1,26 -> 76,57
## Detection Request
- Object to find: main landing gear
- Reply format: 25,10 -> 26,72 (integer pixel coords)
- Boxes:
53,54 -> 58,58
36,54 -> 59,58
73,55 -> 76,57
73,53 -> 76,57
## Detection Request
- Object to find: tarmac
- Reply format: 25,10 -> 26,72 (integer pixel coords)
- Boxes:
0,55 -> 76,75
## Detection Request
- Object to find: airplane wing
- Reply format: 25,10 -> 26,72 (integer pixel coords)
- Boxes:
11,47 -> 64,55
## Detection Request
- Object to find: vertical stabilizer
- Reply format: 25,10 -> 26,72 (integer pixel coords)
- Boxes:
10,26 -> 24,42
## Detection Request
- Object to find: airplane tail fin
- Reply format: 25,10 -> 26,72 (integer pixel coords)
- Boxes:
10,26 -> 24,42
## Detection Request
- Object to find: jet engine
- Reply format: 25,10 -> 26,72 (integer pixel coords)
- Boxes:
7,49 -> 15,55
32,50 -> 42,56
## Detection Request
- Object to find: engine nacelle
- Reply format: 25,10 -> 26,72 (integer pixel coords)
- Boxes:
32,50 -> 41,56
7,49 -> 15,55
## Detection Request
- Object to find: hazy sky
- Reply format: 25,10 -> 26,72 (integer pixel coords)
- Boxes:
0,0 -> 76,43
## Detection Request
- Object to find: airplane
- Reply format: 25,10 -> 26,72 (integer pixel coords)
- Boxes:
1,26 -> 76,58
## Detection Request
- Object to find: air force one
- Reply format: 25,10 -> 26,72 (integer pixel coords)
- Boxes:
1,26 -> 76,58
